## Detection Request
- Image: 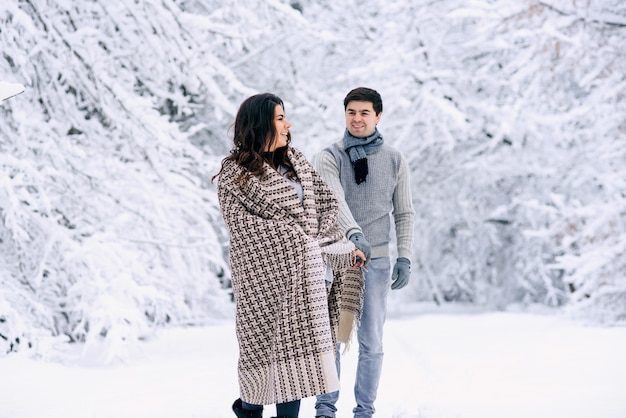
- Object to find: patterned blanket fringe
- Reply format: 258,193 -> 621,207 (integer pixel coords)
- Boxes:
336,267 -> 365,352
321,239 -> 356,270
338,309 -> 358,352
321,238 -> 364,351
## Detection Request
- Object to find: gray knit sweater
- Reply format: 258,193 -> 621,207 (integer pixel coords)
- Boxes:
314,139 -> 415,260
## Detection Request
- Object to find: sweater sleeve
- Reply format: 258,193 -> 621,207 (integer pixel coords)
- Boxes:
313,149 -> 362,240
393,154 -> 415,260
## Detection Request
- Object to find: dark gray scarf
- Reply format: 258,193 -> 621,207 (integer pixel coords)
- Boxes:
343,128 -> 384,184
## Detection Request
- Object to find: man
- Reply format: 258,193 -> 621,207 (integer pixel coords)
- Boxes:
314,87 -> 415,418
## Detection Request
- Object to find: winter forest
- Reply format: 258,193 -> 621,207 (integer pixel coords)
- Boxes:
1,0 -> 625,360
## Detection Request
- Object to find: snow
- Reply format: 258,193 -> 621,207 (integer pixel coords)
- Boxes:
1,0 -> 625,357
0,81 -> 25,102
1,2 -> 625,415
1,304 -> 625,418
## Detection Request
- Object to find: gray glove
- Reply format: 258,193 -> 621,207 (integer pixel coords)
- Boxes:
391,257 -> 411,290
349,232 -> 371,262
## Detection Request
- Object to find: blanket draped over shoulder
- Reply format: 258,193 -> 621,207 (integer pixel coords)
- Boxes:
218,147 -> 364,405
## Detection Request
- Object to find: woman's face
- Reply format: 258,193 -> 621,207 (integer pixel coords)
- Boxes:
265,104 -> 291,152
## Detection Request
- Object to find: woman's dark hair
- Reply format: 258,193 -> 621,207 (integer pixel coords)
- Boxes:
212,93 -> 295,184
343,87 -> 383,115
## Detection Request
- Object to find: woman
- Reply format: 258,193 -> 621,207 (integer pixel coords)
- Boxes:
213,93 -> 365,418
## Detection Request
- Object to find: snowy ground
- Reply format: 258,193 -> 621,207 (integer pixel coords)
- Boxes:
1,304 -> 625,418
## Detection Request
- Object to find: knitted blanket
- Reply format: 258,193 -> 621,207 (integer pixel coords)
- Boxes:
217,147 -> 364,405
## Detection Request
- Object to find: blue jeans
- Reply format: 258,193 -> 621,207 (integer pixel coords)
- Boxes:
315,257 -> 391,418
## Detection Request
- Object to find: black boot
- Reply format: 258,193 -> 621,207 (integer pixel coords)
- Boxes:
232,398 -> 263,418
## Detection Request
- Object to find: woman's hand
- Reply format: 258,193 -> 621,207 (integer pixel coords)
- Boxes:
352,248 -> 366,268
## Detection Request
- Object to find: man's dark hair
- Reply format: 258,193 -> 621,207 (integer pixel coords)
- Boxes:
343,87 -> 383,115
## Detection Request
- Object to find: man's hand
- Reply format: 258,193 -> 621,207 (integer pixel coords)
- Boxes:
352,249 -> 366,268
349,232 -> 371,262
391,257 -> 411,290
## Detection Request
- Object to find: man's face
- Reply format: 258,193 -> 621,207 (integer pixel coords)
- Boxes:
345,100 -> 381,138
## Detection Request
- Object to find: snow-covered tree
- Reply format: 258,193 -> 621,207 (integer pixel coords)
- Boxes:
1,0 -> 624,360
0,0 -> 246,358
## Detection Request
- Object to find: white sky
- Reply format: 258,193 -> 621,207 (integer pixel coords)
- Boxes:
0,81 -> 25,102
1,303 -> 625,418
